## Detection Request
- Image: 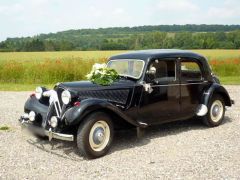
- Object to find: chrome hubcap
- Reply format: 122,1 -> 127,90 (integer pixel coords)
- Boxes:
210,100 -> 223,122
212,105 -> 220,117
93,127 -> 105,145
89,121 -> 110,152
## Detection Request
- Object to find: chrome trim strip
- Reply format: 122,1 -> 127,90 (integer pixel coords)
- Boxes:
43,90 -> 62,118
53,101 -> 60,117
149,81 -> 208,87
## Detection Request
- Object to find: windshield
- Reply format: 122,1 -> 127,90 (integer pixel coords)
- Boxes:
107,59 -> 145,79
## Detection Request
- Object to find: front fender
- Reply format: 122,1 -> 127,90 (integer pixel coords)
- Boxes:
64,98 -> 140,127
24,96 -> 49,119
201,83 -> 232,107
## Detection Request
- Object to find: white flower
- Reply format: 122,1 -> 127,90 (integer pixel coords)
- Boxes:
93,63 -> 107,71
95,69 -> 100,74
86,73 -> 92,79
86,63 -> 118,85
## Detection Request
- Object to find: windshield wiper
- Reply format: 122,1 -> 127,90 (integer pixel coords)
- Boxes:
119,75 -> 136,80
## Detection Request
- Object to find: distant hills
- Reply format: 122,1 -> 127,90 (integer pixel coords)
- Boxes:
1,24 -> 240,51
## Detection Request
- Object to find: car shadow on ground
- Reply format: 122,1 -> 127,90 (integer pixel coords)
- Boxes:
26,137 -> 83,161
26,116 -> 232,160
110,116 -> 232,153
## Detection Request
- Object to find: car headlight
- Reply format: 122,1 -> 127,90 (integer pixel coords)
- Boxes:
61,90 -> 71,105
29,111 -> 36,121
35,87 -> 43,100
50,116 -> 58,128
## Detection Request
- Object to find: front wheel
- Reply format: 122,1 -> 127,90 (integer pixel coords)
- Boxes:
77,112 -> 114,159
202,95 -> 225,127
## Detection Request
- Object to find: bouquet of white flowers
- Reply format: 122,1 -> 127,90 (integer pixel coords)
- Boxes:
86,63 -> 119,86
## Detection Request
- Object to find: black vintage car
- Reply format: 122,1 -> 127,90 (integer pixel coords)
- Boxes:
19,49 -> 234,159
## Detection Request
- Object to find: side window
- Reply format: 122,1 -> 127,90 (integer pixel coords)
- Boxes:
181,61 -> 202,82
147,59 -> 176,83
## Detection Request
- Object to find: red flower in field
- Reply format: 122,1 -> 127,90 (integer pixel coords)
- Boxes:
210,59 -> 218,66
219,60 -> 225,65
56,59 -> 61,64
233,59 -> 240,65
225,59 -> 232,64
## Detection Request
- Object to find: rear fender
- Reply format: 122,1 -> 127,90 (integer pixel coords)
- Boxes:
201,83 -> 232,107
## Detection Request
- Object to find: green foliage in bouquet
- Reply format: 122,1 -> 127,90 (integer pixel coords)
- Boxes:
86,63 -> 119,86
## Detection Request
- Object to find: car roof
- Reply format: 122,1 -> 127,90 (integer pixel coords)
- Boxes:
109,49 -> 206,61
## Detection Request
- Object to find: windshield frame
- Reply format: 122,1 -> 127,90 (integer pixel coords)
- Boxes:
107,59 -> 145,80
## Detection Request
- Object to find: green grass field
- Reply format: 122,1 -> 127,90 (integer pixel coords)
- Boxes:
0,50 -> 239,62
0,51 -> 124,62
0,50 -> 239,91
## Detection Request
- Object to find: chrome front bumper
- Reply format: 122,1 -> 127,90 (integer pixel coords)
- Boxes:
19,117 -> 74,142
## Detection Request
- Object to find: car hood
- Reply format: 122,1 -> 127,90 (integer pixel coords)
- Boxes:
56,79 -> 136,105
58,79 -> 136,91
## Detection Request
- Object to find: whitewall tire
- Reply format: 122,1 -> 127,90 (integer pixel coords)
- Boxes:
202,95 -> 225,127
77,112 -> 113,159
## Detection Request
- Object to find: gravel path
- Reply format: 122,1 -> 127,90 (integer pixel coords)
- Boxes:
0,85 -> 239,179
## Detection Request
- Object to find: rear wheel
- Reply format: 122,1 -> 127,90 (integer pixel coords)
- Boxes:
202,95 -> 225,127
77,112 -> 114,159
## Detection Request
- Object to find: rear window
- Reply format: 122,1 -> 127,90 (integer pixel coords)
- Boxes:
181,61 -> 202,81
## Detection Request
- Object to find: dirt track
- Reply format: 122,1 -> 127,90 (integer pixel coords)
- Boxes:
0,85 -> 239,179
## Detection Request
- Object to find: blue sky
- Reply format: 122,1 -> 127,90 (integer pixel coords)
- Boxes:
0,0 -> 240,41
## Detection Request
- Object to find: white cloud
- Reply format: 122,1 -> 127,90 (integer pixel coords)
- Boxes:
197,0 -> 240,24
0,3 -> 24,15
156,0 -> 199,12
207,0 -> 240,19
147,0 -> 240,25
0,0 -> 240,41
146,0 -> 201,24
113,8 -> 125,15
88,6 -> 103,18
208,7 -> 235,18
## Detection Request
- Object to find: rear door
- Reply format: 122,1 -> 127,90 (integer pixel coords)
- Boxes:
180,58 -> 208,118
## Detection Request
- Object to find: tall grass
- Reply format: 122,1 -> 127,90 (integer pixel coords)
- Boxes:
0,57 -> 239,84
209,59 -> 240,77
0,58 -> 106,84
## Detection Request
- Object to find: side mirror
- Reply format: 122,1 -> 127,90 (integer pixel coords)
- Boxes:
146,67 -> 156,75
146,67 -> 156,82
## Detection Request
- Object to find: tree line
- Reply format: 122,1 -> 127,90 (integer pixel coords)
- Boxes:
1,25 -> 240,51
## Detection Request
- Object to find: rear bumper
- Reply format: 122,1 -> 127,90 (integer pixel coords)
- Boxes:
19,116 -> 74,142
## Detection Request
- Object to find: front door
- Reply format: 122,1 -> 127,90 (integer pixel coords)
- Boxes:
138,58 -> 180,125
